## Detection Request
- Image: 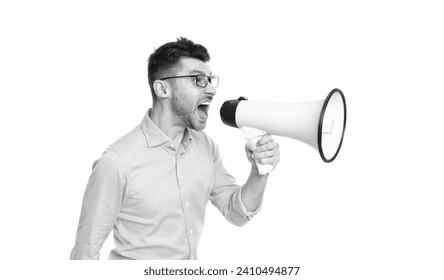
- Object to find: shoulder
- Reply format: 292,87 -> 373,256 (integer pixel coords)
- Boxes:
105,125 -> 145,160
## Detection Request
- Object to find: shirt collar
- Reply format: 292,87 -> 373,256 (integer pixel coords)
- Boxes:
140,109 -> 193,148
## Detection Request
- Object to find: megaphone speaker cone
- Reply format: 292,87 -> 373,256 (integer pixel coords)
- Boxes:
318,88 -> 347,163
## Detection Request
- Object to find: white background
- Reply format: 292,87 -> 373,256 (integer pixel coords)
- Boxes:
1,0 -> 443,264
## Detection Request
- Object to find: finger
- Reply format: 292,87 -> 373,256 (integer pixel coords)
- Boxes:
253,148 -> 280,160
256,134 -> 272,146
256,155 -> 281,165
255,141 -> 279,153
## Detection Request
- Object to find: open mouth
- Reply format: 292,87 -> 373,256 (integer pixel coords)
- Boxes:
197,100 -> 211,116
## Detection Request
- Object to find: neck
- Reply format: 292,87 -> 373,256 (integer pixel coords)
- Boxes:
149,102 -> 186,141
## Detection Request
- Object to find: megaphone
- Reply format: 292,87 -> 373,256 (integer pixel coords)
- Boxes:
220,88 -> 347,175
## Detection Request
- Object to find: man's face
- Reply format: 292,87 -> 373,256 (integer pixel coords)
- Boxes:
169,57 -> 217,131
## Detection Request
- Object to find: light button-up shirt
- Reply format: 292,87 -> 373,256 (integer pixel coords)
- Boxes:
70,110 -> 261,260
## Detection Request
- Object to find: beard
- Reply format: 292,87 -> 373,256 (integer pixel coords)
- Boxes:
171,92 -> 208,131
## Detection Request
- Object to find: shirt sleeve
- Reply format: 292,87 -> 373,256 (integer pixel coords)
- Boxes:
209,140 -> 262,226
70,150 -> 126,260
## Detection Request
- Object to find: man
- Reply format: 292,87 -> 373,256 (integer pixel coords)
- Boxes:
70,37 -> 280,260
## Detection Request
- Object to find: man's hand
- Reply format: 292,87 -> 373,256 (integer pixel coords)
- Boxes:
245,134 -> 280,172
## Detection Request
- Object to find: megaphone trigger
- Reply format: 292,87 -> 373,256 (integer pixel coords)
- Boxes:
242,126 -> 267,141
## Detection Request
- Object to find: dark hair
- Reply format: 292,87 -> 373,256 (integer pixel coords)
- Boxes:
147,37 -> 211,99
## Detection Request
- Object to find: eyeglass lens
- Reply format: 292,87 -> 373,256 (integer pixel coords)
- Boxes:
196,75 -> 219,88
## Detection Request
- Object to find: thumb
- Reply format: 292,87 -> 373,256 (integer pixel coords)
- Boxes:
245,140 -> 256,152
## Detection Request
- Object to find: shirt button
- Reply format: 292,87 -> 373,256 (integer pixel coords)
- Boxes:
180,175 -> 184,180
190,229 -> 193,235
185,202 -> 189,208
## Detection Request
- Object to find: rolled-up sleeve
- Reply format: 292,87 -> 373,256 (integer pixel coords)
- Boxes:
70,150 -> 126,260
209,141 -> 262,226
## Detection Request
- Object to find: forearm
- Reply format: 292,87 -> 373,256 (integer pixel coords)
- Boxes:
71,190 -> 120,260
241,165 -> 269,211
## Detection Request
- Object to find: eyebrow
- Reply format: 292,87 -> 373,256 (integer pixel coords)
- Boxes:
190,70 -> 212,76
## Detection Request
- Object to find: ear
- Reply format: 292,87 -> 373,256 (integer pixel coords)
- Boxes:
153,80 -> 170,99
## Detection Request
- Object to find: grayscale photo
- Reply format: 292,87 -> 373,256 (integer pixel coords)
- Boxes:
1,1 -> 443,279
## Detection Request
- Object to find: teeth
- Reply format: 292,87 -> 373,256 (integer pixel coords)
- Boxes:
201,101 -> 211,106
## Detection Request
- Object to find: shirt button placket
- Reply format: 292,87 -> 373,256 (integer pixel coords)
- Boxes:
176,159 -> 194,260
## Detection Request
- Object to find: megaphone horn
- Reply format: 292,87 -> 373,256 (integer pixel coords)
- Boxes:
220,88 -> 347,173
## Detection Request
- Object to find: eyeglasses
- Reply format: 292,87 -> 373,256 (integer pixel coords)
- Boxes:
160,74 -> 219,88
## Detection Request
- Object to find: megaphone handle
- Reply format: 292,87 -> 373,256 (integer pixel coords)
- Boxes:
242,127 -> 275,176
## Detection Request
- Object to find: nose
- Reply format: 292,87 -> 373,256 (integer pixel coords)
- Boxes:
205,83 -> 217,97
